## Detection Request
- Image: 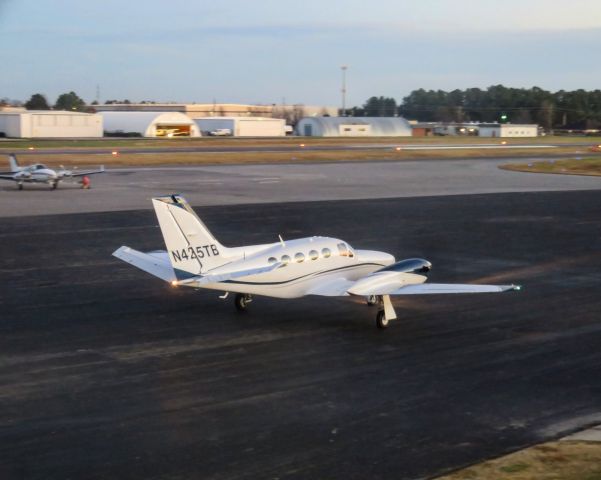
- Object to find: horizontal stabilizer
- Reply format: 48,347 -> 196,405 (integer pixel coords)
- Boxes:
113,246 -> 175,282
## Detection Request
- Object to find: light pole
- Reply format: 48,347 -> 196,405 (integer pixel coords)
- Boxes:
340,65 -> 348,116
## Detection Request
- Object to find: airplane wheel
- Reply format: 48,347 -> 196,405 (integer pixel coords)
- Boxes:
234,293 -> 251,312
18,184 -> 23,190
376,310 -> 389,329
51,182 -> 58,190
367,295 -> 377,306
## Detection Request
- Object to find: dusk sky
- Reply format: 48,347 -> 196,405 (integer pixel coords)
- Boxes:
1,0 -> 600,107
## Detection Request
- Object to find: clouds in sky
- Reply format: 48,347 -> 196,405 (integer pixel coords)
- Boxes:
1,0 -> 600,106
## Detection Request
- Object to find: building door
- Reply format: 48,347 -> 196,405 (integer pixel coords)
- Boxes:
303,124 -> 313,136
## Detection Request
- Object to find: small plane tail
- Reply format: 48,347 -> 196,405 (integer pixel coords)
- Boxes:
8,153 -> 20,172
152,195 -> 230,280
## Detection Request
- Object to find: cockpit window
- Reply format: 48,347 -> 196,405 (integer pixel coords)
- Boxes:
337,243 -> 355,258
34,164 -> 46,170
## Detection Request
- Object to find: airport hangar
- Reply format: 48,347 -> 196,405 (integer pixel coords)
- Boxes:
412,122 -> 539,137
296,116 -> 413,137
0,110 -> 103,138
99,111 -> 201,137
194,116 -> 286,137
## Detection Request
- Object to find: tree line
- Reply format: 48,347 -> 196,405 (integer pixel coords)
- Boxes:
5,86 -> 601,130
347,86 -> 601,130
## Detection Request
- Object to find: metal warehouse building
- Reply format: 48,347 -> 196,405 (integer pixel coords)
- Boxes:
0,110 -> 103,138
194,117 -> 286,137
99,111 -> 201,137
478,123 -> 538,137
296,117 -> 412,137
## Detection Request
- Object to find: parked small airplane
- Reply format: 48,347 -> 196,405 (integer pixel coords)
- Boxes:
0,153 -> 105,190
113,195 -> 520,329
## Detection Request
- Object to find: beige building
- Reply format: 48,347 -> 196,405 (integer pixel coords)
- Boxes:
0,110 -> 103,138
94,103 -> 338,122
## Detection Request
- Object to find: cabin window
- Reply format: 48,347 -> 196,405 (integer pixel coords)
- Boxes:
268,257 -> 277,264
281,254 -> 291,265
322,248 -> 331,258
309,250 -> 318,260
295,252 -> 305,263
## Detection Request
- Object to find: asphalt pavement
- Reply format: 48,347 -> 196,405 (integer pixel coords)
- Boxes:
1,191 -> 600,479
0,158 -> 600,217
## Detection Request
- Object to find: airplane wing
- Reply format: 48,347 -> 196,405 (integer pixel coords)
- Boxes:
374,283 -> 518,295
0,174 -> 16,181
65,166 -> 105,177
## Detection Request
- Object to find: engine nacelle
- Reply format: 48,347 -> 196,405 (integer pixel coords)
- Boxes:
347,258 -> 432,296
377,258 -> 431,275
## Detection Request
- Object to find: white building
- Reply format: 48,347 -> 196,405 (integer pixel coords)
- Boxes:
99,111 -> 200,137
432,122 -> 538,137
194,117 -> 286,136
296,117 -> 412,137
0,111 -> 103,138
478,123 -> 538,137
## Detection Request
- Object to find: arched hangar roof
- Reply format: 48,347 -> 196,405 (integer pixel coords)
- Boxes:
99,111 -> 200,137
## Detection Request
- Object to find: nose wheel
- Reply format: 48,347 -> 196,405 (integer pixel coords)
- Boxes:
376,310 -> 389,329
373,294 -> 396,329
234,293 -> 253,312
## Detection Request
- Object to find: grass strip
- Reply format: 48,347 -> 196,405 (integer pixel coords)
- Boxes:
0,147 -> 588,169
436,441 -> 601,480
501,157 -> 601,176
1,136 -> 600,151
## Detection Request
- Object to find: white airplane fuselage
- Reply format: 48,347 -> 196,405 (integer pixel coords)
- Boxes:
14,167 -> 58,184
170,236 -> 395,298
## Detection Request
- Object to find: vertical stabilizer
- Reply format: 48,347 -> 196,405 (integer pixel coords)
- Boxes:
152,195 -> 230,279
8,154 -> 20,173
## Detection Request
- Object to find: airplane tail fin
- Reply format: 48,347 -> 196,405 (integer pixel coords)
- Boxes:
8,154 -> 19,172
152,195 -> 230,280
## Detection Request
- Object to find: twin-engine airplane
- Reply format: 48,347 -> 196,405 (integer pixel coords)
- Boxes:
0,154 -> 105,190
113,195 -> 520,329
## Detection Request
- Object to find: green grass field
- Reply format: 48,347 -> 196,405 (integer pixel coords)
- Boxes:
436,441 -> 601,480
1,135 -> 600,151
501,157 -> 601,176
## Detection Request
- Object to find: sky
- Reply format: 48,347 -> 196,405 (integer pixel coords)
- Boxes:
1,0 -> 600,107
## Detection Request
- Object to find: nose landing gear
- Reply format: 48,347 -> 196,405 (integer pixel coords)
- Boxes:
373,294 -> 397,329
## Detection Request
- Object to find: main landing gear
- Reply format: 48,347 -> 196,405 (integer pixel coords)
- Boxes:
234,293 -> 253,312
371,294 -> 397,329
